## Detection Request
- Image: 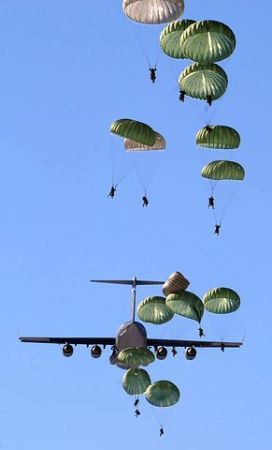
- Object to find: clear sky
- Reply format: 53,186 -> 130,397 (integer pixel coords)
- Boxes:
1,1 -> 271,449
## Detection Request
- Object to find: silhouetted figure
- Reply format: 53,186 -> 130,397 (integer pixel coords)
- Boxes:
214,224 -> 221,235
205,125 -> 213,133
208,196 -> 215,209
172,347 -> 177,356
207,95 -> 212,106
142,195 -> 149,207
179,90 -> 186,102
198,327 -> 205,337
135,409 -> 141,417
160,428 -> 164,437
107,185 -> 116,199
134,399 -> 139,407
149,67 -> 157,83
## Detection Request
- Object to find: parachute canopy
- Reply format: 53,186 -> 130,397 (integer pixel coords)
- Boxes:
203,287 -> 240,314
111,119 -> 156,146
163,271 -> 190,296
166,291 -> 204,323
124,132 -> 166,151
122,368 -> 151,395
117,347 -> 155,368
179,63 -> 228,101
201,160 -> 245,180
122,0 -> 184,24
181,20 -> 236,63
160,20 -> 195,59
196,125 -> 240,149
137,296 -> 174,324
145,380 -> 180,407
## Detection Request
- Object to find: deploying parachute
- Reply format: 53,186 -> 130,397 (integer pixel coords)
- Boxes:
137,296 -> 174,324
160,20 -> 195,59
166,291 -> 204,324
145,380 -> 180,407
196,125 -> 240,149
203,287 -> 240,314
122,0 -> 184,24
122,368 -> 151,395
178,63 -> 228,102
162,271 -> 190,296
201,160 -> 245,180
180,20 -> 236,63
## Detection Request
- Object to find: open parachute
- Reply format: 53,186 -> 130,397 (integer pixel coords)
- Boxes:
203,287 -> 240,314
201,160 -> 245,180
196,125 -> 240,149
160,20 -> 195,59
179,63 -> 228,102
180,20 -> 236,63
145,380 -> 180,407
122,0 -> 184,24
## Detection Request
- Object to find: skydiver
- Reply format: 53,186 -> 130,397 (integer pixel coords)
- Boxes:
135,409 -> 141,417
142,195 -> 149,207
107,184 -> 117,199
149,67 -> 157,83
207,95 -> 212,106
179,90 -> 186,102
205,124 -> 213,133
172,347 -> 177,356
208,195 -> 215,209
214,224 -> 221,235
160,428 -> 164,437
198,327 -> 205,337
134,399 -> 139,407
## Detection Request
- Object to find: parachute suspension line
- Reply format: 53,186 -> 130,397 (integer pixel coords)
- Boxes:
127,21 -> 151,67
114,154 -> 144,186
147,400 -> 177,436
211,183 -> 241,226
109,136 -> 115,186
133,156 -> 149,194
205,312 -> 236,342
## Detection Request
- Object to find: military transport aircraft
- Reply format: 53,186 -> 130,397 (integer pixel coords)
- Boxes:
19,277 -> 242,365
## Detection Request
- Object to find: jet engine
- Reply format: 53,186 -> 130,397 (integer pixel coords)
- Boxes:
62,343 -> 73,357
91,345 -> 102,358
156,346 -> 167,360
185,347 -> 197,360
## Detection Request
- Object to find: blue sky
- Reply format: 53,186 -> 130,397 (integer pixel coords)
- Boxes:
1,1 -> 271,449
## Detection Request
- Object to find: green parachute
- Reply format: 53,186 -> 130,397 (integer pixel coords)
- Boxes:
122,368 -> 151,395
111,119 -> 156,146
137,296 -> 174,324
122,0 -> 184,24
166,291 -> 204,323
181,20 -> 236,63
145,380 -> 180,407
160,20 -> 195,59
196,125 -> 240,149
179,63 -> 228,102
201,160 -> 245,180
117,347 -> 155,368
203,287 -> 240,314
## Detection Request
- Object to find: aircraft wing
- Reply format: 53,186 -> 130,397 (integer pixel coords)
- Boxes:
19,337 -> 115,346
147,338 -> 242,349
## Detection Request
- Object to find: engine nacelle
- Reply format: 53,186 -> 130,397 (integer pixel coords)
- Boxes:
63,343 -> 73,357
91,345 -> 102,358
156,346 -> 167,360
185,347 -> 197,360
